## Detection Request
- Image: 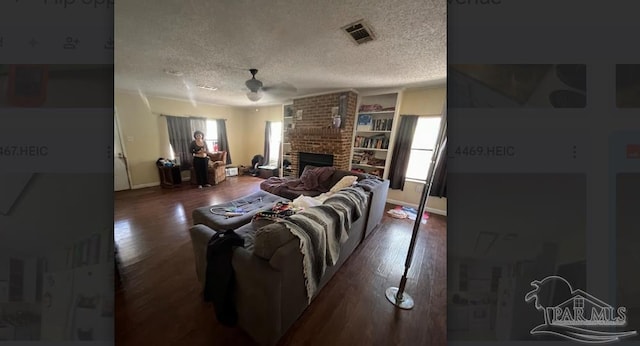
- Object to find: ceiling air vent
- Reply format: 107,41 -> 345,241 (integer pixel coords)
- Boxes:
342,20 -> 376,45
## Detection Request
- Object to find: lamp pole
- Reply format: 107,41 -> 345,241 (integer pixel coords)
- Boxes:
386,104 -> 447,309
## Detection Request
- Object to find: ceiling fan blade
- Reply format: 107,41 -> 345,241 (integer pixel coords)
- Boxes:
262,82 -> 297,94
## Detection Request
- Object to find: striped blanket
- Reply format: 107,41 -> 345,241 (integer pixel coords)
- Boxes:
280,187 -> 368,303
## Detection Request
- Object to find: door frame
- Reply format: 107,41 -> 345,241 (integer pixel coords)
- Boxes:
114,109 -> 132,191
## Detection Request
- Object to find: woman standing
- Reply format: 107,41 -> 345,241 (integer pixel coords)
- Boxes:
190,130 -> 211,188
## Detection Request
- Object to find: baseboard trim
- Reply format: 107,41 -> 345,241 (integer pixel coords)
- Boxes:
386,198 -> 447,216
132,182 -> 161,189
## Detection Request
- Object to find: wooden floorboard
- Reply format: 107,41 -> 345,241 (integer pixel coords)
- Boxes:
114,175 -> 446,346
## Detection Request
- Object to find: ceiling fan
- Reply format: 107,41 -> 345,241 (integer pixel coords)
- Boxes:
244,68 -> 296,102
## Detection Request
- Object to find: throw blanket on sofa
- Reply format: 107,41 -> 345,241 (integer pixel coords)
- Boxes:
286,166 -> 336,192
279,187 -> 368,303
259,177 -> 290,197
259,166 -> 337,197
323,187 -> 368,233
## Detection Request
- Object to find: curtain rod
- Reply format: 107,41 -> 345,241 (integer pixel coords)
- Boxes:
154,112 -> 226,121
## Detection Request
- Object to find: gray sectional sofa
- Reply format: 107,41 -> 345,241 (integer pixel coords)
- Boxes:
189,176 -> 389,346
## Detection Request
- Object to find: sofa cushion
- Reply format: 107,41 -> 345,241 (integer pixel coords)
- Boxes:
291,194 -> 323,208
234,223 -> 257,252
329,175 -> 358,193
253,222 -> 295,260
251,215 -> 277,230
326,169 -> 373,188
355,178 -> 385,192
250,202 -> 297,229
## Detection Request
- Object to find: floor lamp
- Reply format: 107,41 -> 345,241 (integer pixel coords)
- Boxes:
386,105 -> 447,309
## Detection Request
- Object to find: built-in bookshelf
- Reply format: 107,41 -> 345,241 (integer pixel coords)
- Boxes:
350,92 -> 401,179
281,104 -> 294,177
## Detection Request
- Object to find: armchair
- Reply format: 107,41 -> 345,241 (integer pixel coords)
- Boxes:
190,151 -> 228,185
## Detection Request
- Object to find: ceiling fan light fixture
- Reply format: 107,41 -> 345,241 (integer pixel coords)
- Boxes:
247,90 -> 263,102
164,69 -> 183,77
197,84 -> 218,91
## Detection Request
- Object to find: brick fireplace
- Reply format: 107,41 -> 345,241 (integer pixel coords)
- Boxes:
289,91 -> 358,177
298,152 -> 334,177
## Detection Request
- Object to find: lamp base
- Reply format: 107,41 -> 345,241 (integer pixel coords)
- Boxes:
385,287 -> 414,310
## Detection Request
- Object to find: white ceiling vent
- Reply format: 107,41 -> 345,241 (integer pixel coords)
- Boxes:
342,20 -> 376,45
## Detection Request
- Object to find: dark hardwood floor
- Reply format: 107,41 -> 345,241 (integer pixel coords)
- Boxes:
115,175 -> 446,346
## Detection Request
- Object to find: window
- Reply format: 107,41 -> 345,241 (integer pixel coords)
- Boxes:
574,298 -> 584,309
205,120 -> 218,152
405,116 -> 441,181
269,122 -> 283,165
169,119 -> 219,160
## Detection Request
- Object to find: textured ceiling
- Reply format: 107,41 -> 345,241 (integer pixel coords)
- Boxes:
115,0 -> 446,107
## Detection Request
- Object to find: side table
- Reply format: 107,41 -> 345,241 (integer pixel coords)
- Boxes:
157,165 -> 182,188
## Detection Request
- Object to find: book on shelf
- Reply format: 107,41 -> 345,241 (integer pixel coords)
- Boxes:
354,134 -> 388,149
351,150 -> 385,166
367,157 -> 385,167
371,118 -> 393,131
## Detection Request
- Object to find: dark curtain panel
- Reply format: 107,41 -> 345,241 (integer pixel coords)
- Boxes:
190,117 -> 206,140
272,122 -> 282,168
429,136 -> 447,197
276,134 -> 282,169
166,115 -> 193,170
216,119 -> 232,164
388,115 -> 418,190
263,121 -> 271,166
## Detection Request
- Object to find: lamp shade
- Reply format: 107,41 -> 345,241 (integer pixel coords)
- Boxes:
247,90 -> 263,102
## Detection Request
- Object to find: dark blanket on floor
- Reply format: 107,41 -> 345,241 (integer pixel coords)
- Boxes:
204,230 -> 244,326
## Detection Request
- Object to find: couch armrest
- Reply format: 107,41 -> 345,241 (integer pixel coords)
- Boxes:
358,179 -> 390,239
267,239 -> 309,342
233,247 -> 285,346
188,224 -> 216,287
210,160 -> 225,168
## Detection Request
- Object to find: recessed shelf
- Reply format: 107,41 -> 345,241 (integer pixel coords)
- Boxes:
352,163 -> 385,169
352,93 -> 400,180
358,111 -> 395,114
353,147 -> 388,152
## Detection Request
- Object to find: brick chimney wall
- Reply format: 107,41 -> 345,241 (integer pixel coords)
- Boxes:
289,91 -> 358,176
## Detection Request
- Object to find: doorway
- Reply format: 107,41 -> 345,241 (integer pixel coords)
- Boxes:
114,111 -> 131,191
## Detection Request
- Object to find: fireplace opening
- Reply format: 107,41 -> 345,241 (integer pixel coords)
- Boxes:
298,152 -> 334,177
